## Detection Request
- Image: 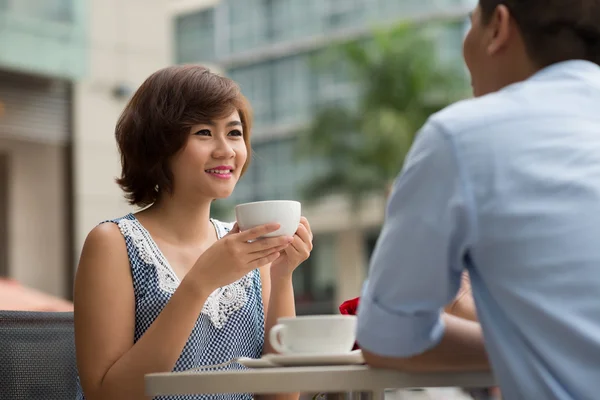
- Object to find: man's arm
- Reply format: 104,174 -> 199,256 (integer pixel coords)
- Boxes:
362,314 -> 488,372
356,120 -> 489,372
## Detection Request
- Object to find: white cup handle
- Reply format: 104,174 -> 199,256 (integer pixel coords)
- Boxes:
269,324 -> 288,353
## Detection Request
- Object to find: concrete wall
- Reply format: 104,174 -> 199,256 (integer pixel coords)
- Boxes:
0,138 -> 68,297
72,0 -> 171,266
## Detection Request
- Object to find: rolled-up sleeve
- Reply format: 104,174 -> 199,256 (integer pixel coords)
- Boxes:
356,120 -> 476,358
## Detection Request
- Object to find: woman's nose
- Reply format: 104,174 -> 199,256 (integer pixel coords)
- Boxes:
212,139 -> 235,159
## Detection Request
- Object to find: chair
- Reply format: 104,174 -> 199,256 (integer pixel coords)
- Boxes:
0,311 -> 77,400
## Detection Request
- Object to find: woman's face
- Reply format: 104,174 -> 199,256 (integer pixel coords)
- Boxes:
169,110 -> 248,201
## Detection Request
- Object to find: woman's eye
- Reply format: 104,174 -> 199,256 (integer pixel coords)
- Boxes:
228,129 -> 243,137
194,129 -> 211,136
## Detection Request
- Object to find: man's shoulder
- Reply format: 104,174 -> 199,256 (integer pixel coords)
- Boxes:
429,90 -> 521,138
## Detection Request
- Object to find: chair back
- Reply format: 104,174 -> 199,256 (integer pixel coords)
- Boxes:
0,311 -> 76,400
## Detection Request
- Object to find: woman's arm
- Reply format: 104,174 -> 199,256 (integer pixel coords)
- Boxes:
444,271 -> 478,322
256,217 -> 312,400
258,266 -> 299,400
74,224 -> 212,400
261,267 -> 296,355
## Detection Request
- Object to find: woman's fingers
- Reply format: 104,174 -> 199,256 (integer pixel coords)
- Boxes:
228,223 -> 240,234
299,217 -> 313,240
236,223 -> 281,242
247,235 -> 293,254
295,224 -> 313,250
249,251 -> 281,269
250,244 -> 290,261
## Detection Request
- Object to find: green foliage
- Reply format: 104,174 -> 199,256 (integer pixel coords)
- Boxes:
299,21 -> 468,209
210,199 -> 234,221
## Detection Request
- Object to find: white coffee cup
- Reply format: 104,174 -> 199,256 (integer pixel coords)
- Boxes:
235,200 -> 301,238
269,315 -> 357,355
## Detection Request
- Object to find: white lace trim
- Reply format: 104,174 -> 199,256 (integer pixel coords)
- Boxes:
118,218 -> 253,329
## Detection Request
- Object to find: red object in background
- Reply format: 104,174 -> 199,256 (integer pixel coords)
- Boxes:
0,278 -> 74,312
339,297 -> 360,316
339,297 -> 360,350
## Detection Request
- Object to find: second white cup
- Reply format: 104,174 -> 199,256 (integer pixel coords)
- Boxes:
269,315 -> 357,355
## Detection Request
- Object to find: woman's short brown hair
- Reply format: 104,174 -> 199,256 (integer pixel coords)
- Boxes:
115,65 -> 253,208
479,0 -> 600,67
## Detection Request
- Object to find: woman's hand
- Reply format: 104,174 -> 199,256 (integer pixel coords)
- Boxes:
445,271 -> 478,322
270,217 -> 313,279
185,223 -> 293,294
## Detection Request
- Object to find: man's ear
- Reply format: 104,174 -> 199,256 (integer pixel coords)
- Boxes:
486,4 -> 513,56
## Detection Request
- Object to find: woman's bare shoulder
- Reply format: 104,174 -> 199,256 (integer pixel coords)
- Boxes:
77,221 -> 131,279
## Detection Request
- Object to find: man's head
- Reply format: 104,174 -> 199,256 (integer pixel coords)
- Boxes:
463,0 -> 600,96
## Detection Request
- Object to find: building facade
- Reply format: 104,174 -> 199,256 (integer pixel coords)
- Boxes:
0,0 -> 86,297
0,0 -> 171,299
171,0 -> 475,313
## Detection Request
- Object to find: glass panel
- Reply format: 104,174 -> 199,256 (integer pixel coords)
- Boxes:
322,0 -> 366,32
0,0 -> 86,79
311,54 -> 359,110
230,155 -> 260,204
175,9 -> 216,63
228,0 -> 261,53
431,20 -> 468,65
222,0 -> 471,55
229,63 -> 273,126
230,136 -> 318,204
6,0 -> 74,23
294,233 -> 336,315
271,55 -> 312,126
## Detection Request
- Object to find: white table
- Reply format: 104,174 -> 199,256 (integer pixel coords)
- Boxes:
145,365 -> 495,399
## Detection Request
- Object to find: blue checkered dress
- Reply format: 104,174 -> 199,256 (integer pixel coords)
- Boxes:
75,213 -> 265,400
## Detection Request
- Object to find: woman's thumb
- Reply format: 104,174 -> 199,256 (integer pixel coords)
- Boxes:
227,222 -> 240,235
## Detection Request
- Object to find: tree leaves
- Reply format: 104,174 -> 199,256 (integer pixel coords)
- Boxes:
300,21 -> 468,209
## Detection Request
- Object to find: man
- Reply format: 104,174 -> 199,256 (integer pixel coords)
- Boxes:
356,1 -> 600,399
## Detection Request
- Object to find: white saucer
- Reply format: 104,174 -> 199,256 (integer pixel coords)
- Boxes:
237,357 -> 278,368
266,349 -> 364,367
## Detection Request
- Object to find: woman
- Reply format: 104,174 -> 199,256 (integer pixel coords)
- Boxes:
73,65 -> 313,400
444,271 -> 477,322
446,274 -> 500,400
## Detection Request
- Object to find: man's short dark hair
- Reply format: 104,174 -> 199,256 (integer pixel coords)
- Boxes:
115,65 -> 253,208
479,0 -> 600,67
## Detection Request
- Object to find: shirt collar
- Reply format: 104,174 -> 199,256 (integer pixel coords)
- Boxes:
528,59 -> 600,82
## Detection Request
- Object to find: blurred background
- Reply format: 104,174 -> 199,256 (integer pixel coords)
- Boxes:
0,0 -> 476,314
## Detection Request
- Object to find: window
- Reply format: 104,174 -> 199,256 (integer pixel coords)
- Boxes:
230,136 -> 320,205
429,20 -> 469,65
175,8 -> 216,64
228,0 -> 261,53
294,234 -> 337,315
228,64 -> 274,126
322,0 -> 365,32
311,53 -> 359,110
251,138 -> 298,200
228,52 -> 360,128
222,0 -> 471,56
3,0 -> 74,23
364,229 -> 381,273
272,55 -> 312,125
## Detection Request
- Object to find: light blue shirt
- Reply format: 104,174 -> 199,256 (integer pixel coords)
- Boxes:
356,60 -> 600,400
